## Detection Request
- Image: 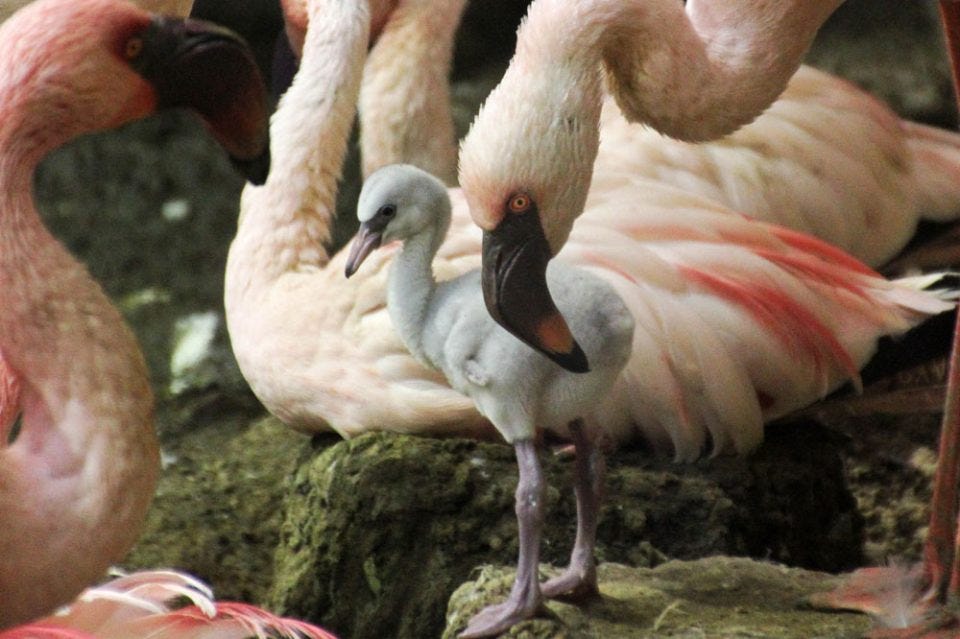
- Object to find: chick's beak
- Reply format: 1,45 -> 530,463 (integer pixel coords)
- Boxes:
135,16 -> 271,184
482,211 -> 589,373
345,223 -> 384,278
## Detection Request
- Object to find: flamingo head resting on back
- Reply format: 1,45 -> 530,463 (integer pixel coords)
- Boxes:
0,0 -> 270,184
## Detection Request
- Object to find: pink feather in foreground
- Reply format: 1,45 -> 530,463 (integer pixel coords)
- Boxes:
0,570 -> 336,639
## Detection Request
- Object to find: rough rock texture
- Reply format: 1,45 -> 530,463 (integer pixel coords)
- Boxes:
443,558 -> 871,639
266,425 -> 861,639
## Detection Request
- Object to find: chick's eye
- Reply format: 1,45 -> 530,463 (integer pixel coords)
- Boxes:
507,193 -> 531,214
124,36 -> 144,60
378,204 -> 396,218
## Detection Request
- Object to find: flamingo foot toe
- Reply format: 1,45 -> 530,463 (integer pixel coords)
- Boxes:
540,568 -> 599,602
458,597 -> 544,638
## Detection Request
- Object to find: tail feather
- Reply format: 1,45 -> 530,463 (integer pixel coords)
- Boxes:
0,570 -> 336,639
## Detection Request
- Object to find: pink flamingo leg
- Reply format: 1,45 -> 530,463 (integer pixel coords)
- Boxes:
928,312 -> 960,603
541,419 -> 603,600
460,440 -> 546,638
939,0 -> 960,603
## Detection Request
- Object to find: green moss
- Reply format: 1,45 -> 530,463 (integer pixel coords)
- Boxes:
269,425 -> 861,639
444,559 -> 872,638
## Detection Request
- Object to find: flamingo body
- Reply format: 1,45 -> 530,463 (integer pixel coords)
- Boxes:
591,65 -> 960,268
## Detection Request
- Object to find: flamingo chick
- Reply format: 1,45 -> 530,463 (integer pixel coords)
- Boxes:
345,164 -> 635,638
0,0 -> 268,627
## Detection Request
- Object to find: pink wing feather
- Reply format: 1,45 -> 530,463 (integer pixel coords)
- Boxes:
0,570 -> 336,639
557,181 -> 954,461
591,65 -> 960,269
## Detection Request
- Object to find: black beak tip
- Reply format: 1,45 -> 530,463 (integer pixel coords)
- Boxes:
231,147 -> 271,185
552,342 -> 590,374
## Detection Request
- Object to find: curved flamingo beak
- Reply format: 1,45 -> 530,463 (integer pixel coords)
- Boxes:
481,210 -> 589,373
133,17 -> 271,185
344,221 -> 386,278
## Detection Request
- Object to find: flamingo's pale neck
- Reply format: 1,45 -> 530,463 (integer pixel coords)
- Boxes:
603,0 -> 844,140
385,206 -> 450,366
0,67 -> 158,629
230,0 -> 371,283
359,0 -> 466,185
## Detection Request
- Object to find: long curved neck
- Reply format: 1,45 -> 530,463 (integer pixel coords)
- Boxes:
232,0 -> 371,281
0,100 -> 158,626
386,213 -> 449,364
359,0 -> 466,185
520,0 -> 842,141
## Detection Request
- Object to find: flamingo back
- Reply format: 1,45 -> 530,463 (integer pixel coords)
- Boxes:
591,65 -> 960,268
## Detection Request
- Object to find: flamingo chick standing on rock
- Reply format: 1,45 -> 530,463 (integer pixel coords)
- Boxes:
0,0 -> 274,629
345,164 -> 635,638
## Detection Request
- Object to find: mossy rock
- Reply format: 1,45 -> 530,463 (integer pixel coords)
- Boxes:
269,422 -> 861,639
443,558 -> 872,638
126,411 -> 312,603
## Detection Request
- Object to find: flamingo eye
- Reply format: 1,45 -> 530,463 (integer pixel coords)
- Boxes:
507,193 -> 531,214
124,36 -> 144,60
378,204 -> 396,218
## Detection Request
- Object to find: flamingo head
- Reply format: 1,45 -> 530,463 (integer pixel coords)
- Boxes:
458,56 -> 602,373
345,164 -> 453,278
0,0 -> 270,183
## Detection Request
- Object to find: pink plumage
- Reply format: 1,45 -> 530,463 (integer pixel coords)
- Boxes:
0,570 -> 336,639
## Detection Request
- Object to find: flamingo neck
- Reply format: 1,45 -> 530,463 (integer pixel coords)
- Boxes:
509,0 -> 843,140
359,0 -> 466,185
386,213 -> 449,365
600,0 -> 844,140
460,0 -> 842,251
0,127 -> 158,628
231,0 -> 371,281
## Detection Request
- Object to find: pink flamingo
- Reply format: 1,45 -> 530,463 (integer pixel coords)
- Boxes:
0,0 -> 298,629
225,0 -> 493,439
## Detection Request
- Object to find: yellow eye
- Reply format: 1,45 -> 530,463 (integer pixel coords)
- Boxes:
507,193 -> 531,214
124,36 -> 144,60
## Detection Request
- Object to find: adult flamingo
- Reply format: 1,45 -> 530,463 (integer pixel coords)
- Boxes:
0,0 -> 270,627
225,0 -> 492,439
456,0 -> 960,368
